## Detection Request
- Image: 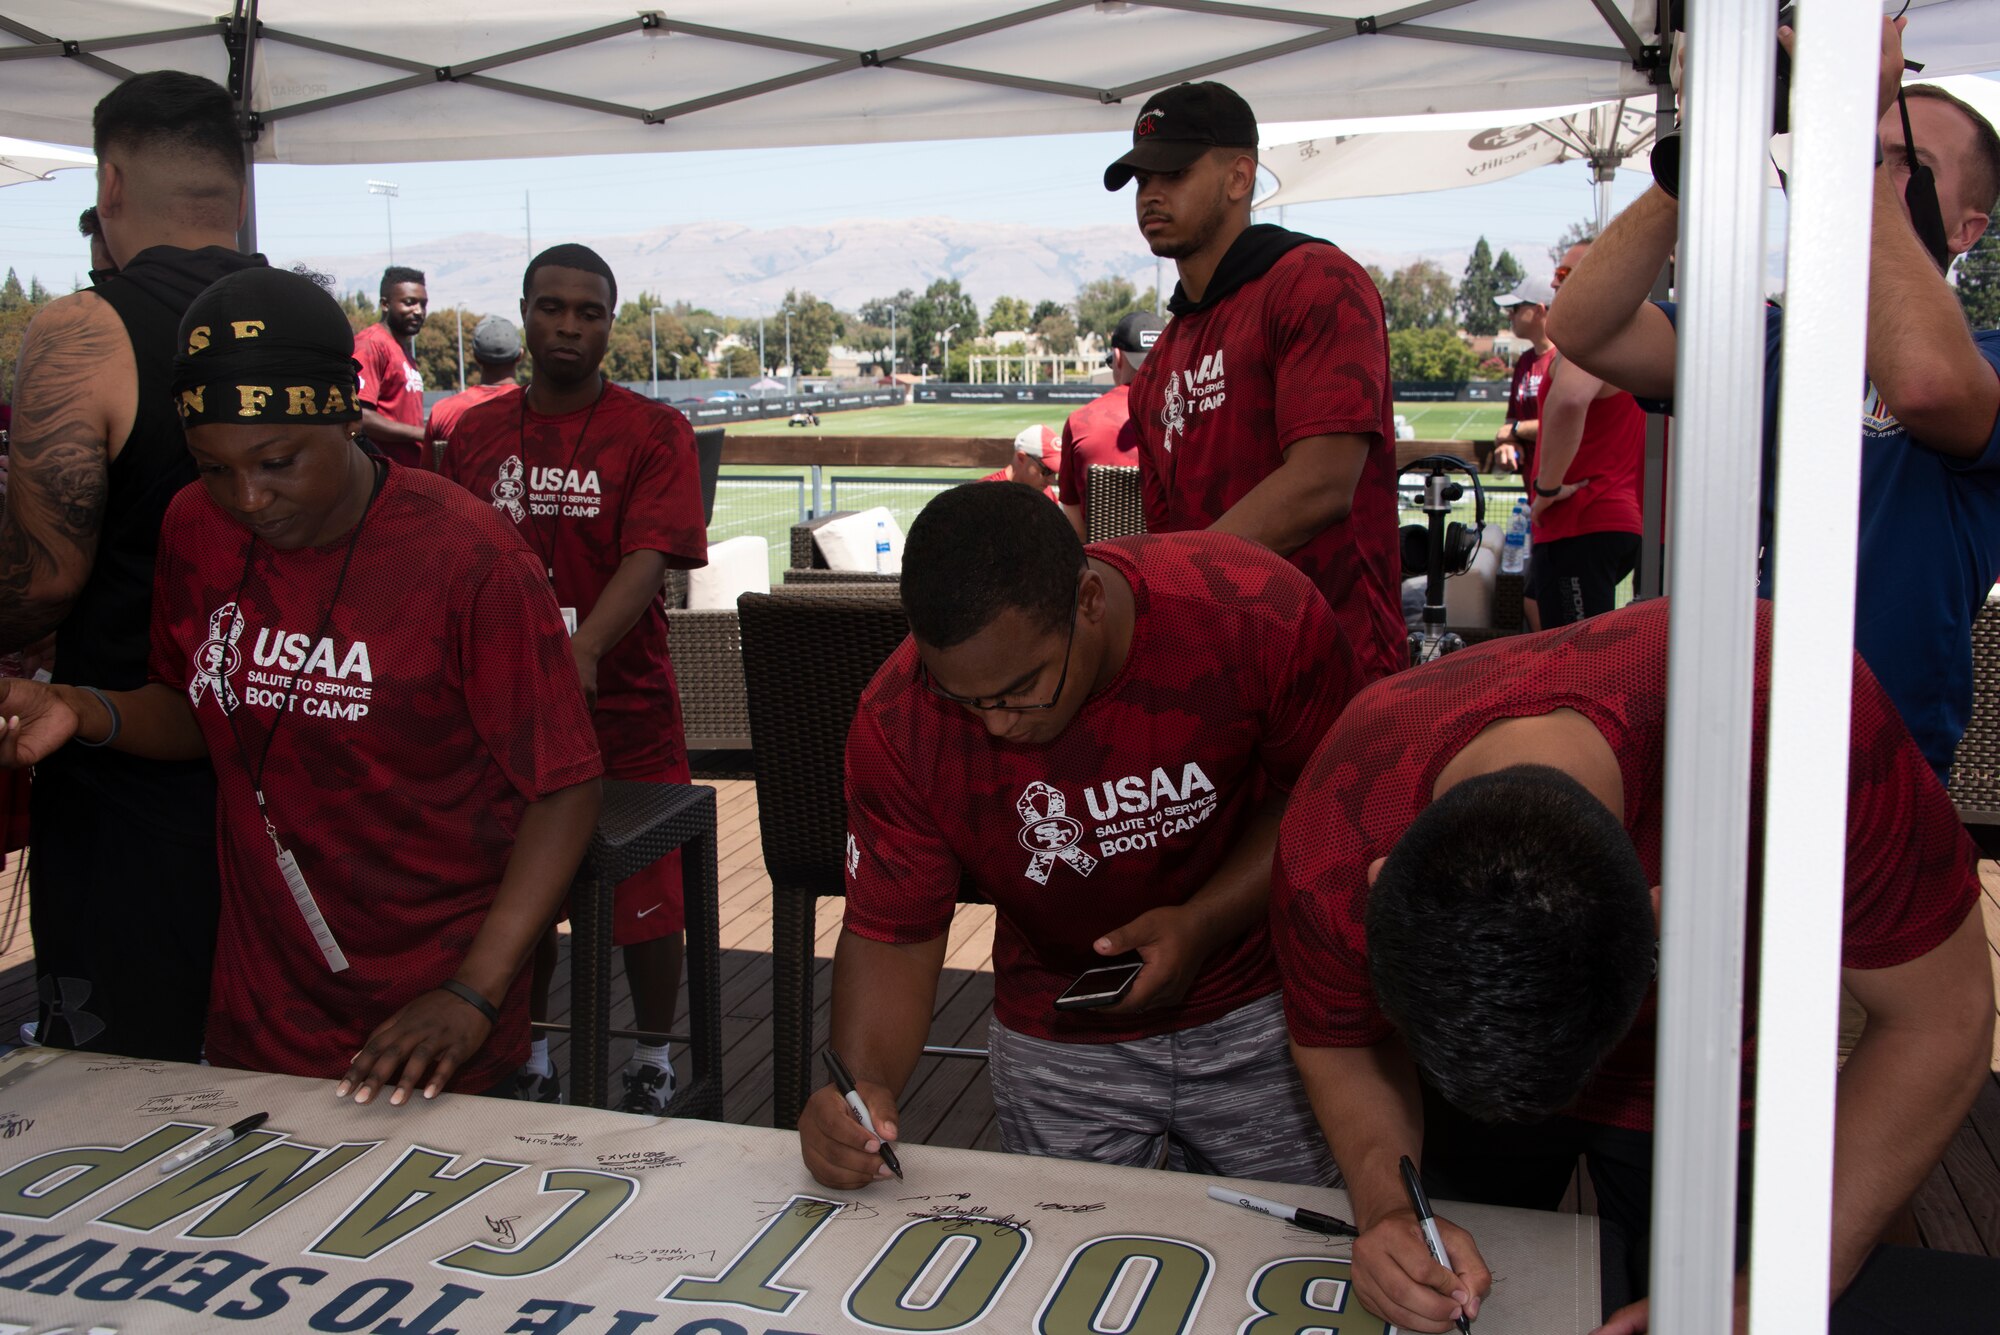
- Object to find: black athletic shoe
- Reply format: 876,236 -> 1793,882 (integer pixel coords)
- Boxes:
512,1066 -> 562,1104
617,1062 -> 676,1116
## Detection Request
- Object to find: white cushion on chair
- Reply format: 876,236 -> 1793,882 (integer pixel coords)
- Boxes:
813,506 -> 904,573
687,536 -> 770,609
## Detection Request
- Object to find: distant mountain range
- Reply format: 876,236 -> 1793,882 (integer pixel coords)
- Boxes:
297,216 -> 1464,318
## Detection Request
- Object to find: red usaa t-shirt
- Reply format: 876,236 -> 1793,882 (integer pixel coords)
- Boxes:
844,532 -> 1362,1043
1057,383 -> 1141,531
443,384 -> 709,777
148,464 -> 603,1091
1532,353 -> 1646,543
1128,242 -> 1405,685
1271,598 -> 1978,1130
428,381 -> 518,460
353,322 -> 428,470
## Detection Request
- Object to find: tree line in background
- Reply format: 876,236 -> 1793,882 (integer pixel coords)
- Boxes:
5,224 -> 1999,402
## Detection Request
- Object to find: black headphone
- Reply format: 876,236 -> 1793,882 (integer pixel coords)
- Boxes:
1397,455 -> 1486,580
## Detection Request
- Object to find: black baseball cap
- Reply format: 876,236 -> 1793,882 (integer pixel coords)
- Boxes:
1109,311 -> 1166,365
1103,82 -> 1260,191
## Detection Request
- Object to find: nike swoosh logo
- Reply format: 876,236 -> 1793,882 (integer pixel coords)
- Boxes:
635,905 -> 661,918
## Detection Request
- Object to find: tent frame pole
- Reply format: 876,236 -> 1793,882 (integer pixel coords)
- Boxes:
1650,0 -> 1774,1327
225,0 -> 260,255
1749,3 -> 1879,1329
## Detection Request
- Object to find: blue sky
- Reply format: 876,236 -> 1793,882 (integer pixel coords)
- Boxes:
4,126 -> 1663,307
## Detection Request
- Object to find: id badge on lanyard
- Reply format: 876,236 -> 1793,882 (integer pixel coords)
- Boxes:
562,606 -> 578,636
261,791 -> 350,973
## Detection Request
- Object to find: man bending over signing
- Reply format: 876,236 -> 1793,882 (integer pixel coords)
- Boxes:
800,481 -> 1361,1188
1271,599 -> 1990,1334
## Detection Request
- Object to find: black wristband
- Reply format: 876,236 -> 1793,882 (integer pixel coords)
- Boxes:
1534,481 -> 1565,497
437,979 -> 498,1025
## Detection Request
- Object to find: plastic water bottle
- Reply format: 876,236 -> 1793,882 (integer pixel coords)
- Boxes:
1500,499 -> 1530,574
874,519 -> 891,574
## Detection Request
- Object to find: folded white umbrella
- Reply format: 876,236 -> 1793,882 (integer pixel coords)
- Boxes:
0,136 -> 94,188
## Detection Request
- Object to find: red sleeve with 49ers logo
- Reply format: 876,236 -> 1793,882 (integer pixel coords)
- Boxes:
148,464 -> 602,1090
442,384 -> 708,777
843,532 -> 1361,1043
1128,242 -> 1404,684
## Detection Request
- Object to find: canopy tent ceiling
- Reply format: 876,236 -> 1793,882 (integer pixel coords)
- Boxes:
1,0 -> 1682,163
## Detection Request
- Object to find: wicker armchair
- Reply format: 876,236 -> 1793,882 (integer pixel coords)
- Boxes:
791,512 -> 860,569
1085,464 -> 1147,543
664,568 -> 752,752
737,592 -> 981,1130
781,568 -> 900,588
1948,590 -> 2000,834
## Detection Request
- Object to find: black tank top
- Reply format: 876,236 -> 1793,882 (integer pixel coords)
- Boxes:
40,245 -> 265,834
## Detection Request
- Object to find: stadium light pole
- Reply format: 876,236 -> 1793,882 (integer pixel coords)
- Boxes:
784,308 -> 793,394
366,180 -> 398,264
649,308 -> 658,399
942,323 -> 960,383
889,306 -> 897,384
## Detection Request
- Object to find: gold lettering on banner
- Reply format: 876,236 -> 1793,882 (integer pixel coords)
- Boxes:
1035,1235 -> 1215,1335
846,1216 -> 1032,1332
177,387 -> 205,416
236,386 -> 273,417
98,1133 -> 376,1237
231,320 -> 266,340
1241,1257 -> 1387,1335
438,1168 -> 635,1278
185,326 -> 211,353
664,1194 -> 843,1314
0,1125 -> 205,1219
286,386 -> 319,417
309,1146 -> 521,1261
323,386 -> 349,415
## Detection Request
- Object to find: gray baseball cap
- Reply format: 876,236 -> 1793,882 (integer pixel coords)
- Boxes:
472,316 -> 521,361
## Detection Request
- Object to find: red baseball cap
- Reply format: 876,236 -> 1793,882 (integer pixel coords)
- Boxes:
1013,424 -> 1062,473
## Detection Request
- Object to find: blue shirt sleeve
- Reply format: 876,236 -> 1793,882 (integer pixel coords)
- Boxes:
1937,330 -> 2000,475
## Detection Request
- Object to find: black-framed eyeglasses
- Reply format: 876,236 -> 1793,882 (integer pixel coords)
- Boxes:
922,588 -> 1080,712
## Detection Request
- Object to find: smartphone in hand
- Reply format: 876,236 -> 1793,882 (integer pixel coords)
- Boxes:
1053,957 -> 1144,1011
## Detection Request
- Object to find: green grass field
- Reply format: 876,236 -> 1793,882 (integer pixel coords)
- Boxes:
728,400 -> 1508,442
711,399 -> 1512,581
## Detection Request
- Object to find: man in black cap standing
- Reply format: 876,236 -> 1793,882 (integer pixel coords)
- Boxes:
1105,82 -> 1403,685
1057,310 -> 1163,541
426,315 -> 523,465
0,71 -> 263,1062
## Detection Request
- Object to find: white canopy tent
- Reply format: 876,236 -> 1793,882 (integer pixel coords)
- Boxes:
4,5 -> 1999,1335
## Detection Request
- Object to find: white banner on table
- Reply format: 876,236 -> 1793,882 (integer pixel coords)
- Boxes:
0,1052 -> 1598,1332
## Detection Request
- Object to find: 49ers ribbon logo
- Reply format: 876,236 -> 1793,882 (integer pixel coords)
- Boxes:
1016,781 -> 1097,885
491,455 -> 527,522
188,603 -> 244,714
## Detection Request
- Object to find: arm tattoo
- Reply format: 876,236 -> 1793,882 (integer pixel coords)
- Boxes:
0,299 -> 114,649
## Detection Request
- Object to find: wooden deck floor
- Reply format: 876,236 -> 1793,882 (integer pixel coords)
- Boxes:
0,783 -> 1996,1258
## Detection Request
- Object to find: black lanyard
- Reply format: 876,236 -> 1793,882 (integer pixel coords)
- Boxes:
216,454 -> 386,847
517,382 -> 603,581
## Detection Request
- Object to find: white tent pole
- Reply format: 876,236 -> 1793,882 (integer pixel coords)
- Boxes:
1749,3 -> 1877,1330
1650,0 -> 1774,1328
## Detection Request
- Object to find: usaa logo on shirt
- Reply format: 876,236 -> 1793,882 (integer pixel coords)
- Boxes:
1862,380 -> 1903,439
188,604 -> 374,722
1012,764 -> 1221,884
1160,349 -> 1226,452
